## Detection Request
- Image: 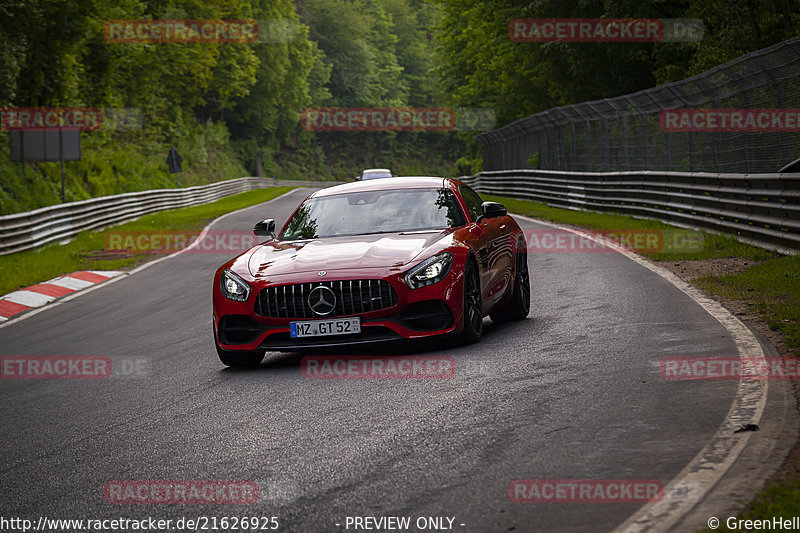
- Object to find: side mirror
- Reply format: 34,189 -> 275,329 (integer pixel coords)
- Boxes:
253,218 -> 276,237
480,201 -> 507,220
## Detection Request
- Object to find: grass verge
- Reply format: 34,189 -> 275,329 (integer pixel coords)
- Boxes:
484,194 -> 777,262
698,477 -> 800,532
487,194 -> 798,354
488,194 -> 800,529
0,187 -> 294,296
695,256 -> 800,357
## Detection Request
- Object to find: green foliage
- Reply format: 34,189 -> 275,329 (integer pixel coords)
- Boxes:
454,155 -> 482,176
286,0 -> 464,179
697,254 -> 800,354
9,0 -> 794,214
0,0 -> 467,214
299,0 -> 407,106
669,0 -> 800,82
483,194 -> 778,262
434,0 -> 800,125
697,476 -> 800,533
0,125 -> 248,214
276,130 -> 463,180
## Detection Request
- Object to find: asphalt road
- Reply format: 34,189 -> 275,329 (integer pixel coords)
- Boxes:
0,188 -> 748,532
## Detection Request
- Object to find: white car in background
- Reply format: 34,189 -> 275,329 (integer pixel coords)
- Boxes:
358,168 -> 393,180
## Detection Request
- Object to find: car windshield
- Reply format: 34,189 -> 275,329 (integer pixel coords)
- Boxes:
279,188 -> 466,239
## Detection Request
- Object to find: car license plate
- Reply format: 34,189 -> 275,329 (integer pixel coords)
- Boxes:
290,317 -> 361,338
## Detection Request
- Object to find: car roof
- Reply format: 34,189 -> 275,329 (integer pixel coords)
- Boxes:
361,168 -> 391,173
312,177 -> 461,197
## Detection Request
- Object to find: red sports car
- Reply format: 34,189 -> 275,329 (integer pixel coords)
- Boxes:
212,177 -> 529,367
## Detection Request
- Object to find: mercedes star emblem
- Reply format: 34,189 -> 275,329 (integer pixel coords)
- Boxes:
308,285 -> 336,316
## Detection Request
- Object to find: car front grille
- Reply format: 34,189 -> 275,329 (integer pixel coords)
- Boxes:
254,279 -> 399,319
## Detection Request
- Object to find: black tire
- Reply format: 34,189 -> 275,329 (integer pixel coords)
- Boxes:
214,328 -> 264,368
459,259 -> 483,344
491,251 -> 530,322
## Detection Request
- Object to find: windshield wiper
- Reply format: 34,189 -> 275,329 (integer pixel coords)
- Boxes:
353,228 -> 445,236
282,228 -> 445,239
356,230 -> 404,236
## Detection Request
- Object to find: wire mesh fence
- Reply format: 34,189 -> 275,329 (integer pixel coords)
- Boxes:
476,38 -> 800,173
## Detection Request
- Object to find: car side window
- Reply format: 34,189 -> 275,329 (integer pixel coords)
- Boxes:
459,186 -> 484,222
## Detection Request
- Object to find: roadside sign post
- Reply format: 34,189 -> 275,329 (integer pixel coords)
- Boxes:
60,129 -> 65,202
167,146 -> 183,187
9,128 -> 81,203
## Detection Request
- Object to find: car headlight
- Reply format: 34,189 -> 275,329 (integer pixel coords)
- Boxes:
405,252 -> 453,289
221,269 -> 251,302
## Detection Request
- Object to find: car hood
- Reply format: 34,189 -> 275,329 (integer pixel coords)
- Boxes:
247,231 -> 453,278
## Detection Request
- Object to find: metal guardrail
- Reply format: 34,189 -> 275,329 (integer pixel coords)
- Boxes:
0,177 -> 337,255
460,170 -> 800,254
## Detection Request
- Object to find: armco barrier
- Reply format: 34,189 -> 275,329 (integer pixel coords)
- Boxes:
0,177 -> 338,255
460,170 -> 800,254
